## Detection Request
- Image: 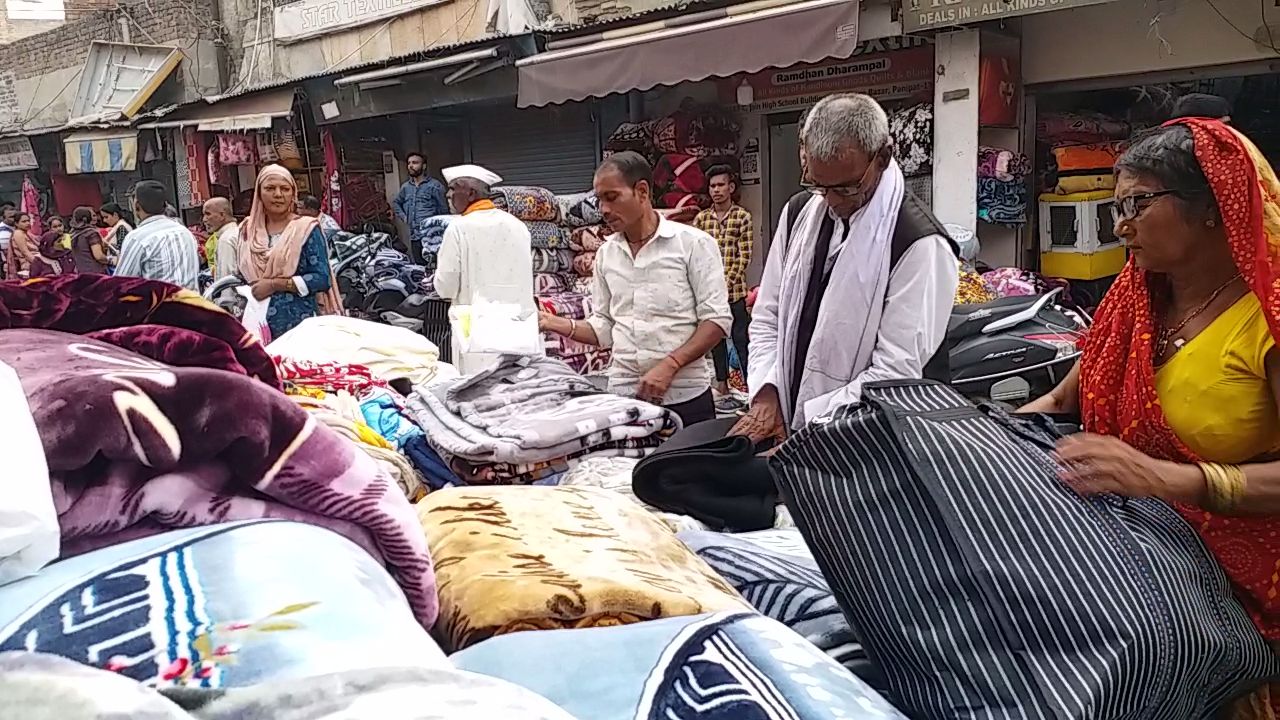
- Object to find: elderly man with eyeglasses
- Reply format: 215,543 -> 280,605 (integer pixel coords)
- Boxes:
731,93 -> 959,445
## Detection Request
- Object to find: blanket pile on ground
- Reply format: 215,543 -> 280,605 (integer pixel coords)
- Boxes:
0,328 -> 437,627
407,355 -> 677,484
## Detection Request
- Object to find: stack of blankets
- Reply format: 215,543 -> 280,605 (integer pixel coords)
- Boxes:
406,354 -> 679,485
1037,111 -> 1130,195
419,214 -> 460,297
977,144 -> 1034,226
494,184 -> 612,376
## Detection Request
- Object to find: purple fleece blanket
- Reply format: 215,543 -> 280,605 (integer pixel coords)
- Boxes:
1,328 -> 438,628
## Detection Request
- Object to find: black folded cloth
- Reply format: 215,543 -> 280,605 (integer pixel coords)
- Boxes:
632,417 -> 777,531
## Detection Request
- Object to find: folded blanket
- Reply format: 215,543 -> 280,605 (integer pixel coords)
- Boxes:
978,145 -> 1032,181
268,314 -> 441,387
0,651 -> 578,719
678,529 -> 876,682
556,191 -> 603,227
291,395 -> 425,501
418,485 -> 750,651
570,276 -> 594,295
419,214 -> 459,255
1037,111 -> 1129,144
491,186 -> 559,222
453,611 -> 906,720
526,220 -> 567,249
633,416 -> 777,531
457,435 -> 666,485
0,521 -> 447,690
533,272 -> 573,295
407,355 -> 677,464
568,225 -> 607,252
531,248 -> 574,273
1,329 -> 437,627
560,350 -> 612,376
0,275 -> 278,387
976,177 -> 1028,225
275,357 -> 388,395
572,250 -> 595,277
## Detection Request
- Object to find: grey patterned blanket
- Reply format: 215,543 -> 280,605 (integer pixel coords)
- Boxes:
408,355 -> 679,464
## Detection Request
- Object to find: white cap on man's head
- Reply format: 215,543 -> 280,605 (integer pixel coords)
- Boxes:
442,164 -> 502,186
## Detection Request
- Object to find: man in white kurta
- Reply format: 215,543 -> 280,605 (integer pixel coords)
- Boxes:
433,164 -> 536,375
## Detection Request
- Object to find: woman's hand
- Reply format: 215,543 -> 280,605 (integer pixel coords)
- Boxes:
1055,433 -> 1205,505
250,279 -> 281,301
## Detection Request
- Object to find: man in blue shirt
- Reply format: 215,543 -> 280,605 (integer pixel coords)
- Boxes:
392,151 -> 448,263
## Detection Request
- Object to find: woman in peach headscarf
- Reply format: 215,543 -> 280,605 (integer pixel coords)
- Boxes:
238,164 -> 343,338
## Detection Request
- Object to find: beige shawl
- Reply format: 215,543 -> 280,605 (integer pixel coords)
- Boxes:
238,164 -> 344,315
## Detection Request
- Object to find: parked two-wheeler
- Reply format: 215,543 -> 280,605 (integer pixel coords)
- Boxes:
946,288 -> 1090,406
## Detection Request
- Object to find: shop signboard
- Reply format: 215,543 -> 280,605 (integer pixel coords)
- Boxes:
274,0 -> 451,44
902,0 -> 1117,33
718,37 -> 933,113
0,137 -> 38,173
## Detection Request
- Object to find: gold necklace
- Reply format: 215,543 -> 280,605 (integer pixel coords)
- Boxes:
1155,272 -> 1242,358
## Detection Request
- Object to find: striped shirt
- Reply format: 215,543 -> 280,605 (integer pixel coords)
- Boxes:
115,215 -> 200,291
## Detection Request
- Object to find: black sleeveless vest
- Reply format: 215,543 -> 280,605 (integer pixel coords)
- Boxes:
782,189 -> 957,415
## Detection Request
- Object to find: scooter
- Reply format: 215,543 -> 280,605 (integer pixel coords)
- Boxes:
947,288 -> 1089,406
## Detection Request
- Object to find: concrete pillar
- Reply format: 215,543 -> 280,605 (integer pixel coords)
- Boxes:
931,28 -> 980,233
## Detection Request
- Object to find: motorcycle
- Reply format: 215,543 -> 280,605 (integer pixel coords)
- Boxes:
946,288 -> 1090,406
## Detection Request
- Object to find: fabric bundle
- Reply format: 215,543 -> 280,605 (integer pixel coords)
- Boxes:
568,225 -> 607,252
651,100 -> 741,158
889,102 -> 934,176
556,191 -> 603,227
525,220 -> 567,249
1037,111 -> 1131,145
978,145 -> 1033,182
491,185 -> 559,222
531,247 -> 573,273
955,269 -> 997,304
771,381 -> 1278,719
418,485 -> 750,652
1051,140 -> 1126,194
976,176 -> 1028,225
268,314 -> 446,388
533,272 -> 573,295
420,213 -> 458,256
406,355 -> 677,481
571,251 -> 595,277
560,350 -> 611,376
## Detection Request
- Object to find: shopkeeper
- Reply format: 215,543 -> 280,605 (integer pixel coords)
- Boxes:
539,152 -> 731,427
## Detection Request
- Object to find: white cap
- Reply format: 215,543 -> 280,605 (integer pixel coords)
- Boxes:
442,164 -> 502,187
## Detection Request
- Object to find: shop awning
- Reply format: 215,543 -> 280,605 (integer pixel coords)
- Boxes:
63,129 -> 138,174
516,0 -> 861,108
138,88 -> 297,131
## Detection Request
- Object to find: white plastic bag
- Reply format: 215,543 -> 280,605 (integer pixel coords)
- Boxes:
0,360 -> 58,585
449,302 -> 541,356
236,284 -> 273,345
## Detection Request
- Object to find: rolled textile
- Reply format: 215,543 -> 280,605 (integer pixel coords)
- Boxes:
1037,111 -> 1129,144
570,251 -> 594,277
531,247 -> 573,273
490,186 -> 558,222
417,485 -> 751,652
0,521 -> 451,691
570,276 -> 594,295
420,214 -> 458,256
536,291 -> 592,320
525,220 -> 567,249
2,329 -> 437,628
569,225 -> 607,252
533,272 -> 573,295
633,415 -> 777,531
452,611 -> 906,720
976,177 -> 1028,225
556,191 -> 603,227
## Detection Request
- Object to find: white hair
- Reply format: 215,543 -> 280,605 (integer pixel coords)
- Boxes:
801,93 -> 891,162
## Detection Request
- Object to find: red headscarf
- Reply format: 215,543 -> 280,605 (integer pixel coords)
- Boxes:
1080,118 -> 1280,639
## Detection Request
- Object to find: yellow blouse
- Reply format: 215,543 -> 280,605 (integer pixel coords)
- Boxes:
1155,292 -> 1279,463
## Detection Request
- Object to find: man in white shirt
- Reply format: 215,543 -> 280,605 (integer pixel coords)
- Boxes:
733,93 -> 959,443
202,197 -> 239,280
433,164 -> 536,375
539,152 -> 732,427
116,180 -> 201,291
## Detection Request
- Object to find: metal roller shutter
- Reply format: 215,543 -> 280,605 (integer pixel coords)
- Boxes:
469,103 -> 599,194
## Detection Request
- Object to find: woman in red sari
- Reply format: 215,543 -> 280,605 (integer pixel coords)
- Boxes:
1026,117 -> 1280,712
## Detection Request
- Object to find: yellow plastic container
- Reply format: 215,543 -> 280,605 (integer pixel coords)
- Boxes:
1040,244 -> 1127,280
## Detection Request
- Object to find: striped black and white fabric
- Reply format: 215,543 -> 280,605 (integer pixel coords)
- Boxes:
771,381 -> 1279,719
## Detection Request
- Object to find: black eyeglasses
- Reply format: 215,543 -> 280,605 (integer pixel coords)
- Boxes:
1110,189 -> 1199,224
801,148 -> 887,198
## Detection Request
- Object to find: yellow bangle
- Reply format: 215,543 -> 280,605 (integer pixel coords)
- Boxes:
1198,462 -> 1247,514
